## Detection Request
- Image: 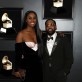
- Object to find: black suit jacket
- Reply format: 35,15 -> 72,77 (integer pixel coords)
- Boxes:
42,33 -> 73,77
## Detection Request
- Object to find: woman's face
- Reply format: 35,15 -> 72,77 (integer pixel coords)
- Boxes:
26,12 -> 37,28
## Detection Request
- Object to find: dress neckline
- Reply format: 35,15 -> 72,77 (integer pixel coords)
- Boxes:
25,41 -> 37,44
25,42 -> 38,51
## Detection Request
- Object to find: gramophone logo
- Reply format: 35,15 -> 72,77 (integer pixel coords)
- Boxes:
2,56 -> 12,70
0,13 -> 12,33
53,0 -> 63,8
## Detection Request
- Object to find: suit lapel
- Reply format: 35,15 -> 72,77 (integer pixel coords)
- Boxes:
51,35 -> 61,55
43,37 -> 50,55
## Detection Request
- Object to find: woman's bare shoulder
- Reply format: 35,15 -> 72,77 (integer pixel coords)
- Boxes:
16,30 -> 24,43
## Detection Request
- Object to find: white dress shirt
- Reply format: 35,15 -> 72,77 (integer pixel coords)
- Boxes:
47,32 -> 57,56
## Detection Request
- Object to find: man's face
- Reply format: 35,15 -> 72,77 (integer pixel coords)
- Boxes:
45,20 -> 57,35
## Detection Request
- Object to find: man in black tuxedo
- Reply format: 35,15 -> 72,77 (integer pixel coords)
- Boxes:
42,19 -> 73,82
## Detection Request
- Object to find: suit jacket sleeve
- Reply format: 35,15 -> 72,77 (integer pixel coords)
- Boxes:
63,36 -> 73,75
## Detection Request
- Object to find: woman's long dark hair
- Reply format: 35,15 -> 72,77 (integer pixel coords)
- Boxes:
22,10 -> 43,58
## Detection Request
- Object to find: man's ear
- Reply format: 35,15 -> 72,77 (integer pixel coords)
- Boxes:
55,25 -> 57,30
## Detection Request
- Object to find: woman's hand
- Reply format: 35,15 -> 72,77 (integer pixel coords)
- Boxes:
13,71 -> 22,78
12,69 -> 26,78
12,70 -> 22,78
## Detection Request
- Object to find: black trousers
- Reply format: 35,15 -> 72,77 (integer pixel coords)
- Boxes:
43,67 -> 67,82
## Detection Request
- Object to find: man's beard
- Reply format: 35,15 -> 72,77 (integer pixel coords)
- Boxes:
46,29 -> 55,36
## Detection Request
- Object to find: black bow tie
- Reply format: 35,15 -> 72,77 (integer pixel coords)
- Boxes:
47,36 -> 53,41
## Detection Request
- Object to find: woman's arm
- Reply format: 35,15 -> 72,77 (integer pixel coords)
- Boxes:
13,31 -> 25,78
